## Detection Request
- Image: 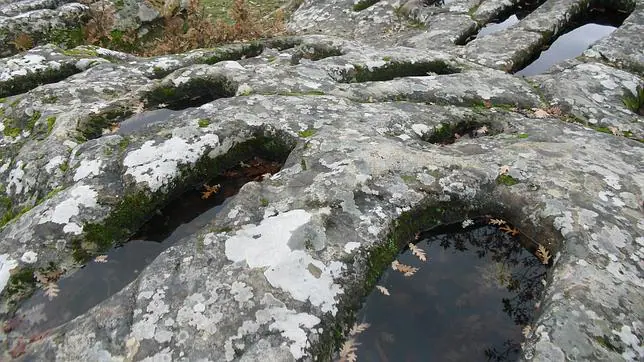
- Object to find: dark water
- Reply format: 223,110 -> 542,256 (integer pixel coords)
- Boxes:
117,108 -> 179,135
353,224 -> 547,362
516,23 -> 617,76
7,157 -> 284,339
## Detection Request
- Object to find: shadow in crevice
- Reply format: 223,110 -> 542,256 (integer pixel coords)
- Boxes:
145,76 -> 237,110
338,60 -> 461,83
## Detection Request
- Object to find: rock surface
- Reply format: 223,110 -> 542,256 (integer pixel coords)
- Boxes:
0,0 -> 643,361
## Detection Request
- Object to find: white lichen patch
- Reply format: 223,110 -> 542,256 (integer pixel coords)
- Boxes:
37,184 -> 98,235
6,160 -> 26,195
612,324 -> 644,360
73,159 -> 103,181
176,292 -> 223,335
20,250 -> 38,263
45,155 -> 66,174
225,210 -> 342,314
123,132 -> 219,191
256,304 -> 320,360
0,254 -> 19,293
131,288 -> 170,341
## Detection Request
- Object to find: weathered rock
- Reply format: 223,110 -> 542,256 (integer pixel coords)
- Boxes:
0,0 -> 642,361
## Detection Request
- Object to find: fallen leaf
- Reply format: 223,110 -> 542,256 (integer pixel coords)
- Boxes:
338,338 -> 358,362
532,108 -> 549,118
476,125 -> 488,135
522,325 -> 533,338
349,323 -> 370,336
391,260 -> 418,277
500,225 -> 520,237
33,271 -> 49,285
499,165 -> 510,175
483,100 -> 492,108
201,183 -> 221,199
409,243 -> 427,262
414,232 -> 421,241
44,283 -> 60,300
535,244 -> 551,265
94,255 -> 108,263
608,126 -> 620,136
488,218 -> 507,226
376,285 -> 390,296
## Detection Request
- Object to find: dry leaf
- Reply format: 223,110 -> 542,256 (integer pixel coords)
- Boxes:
522,325 -> 533,338
499,165 -> 510,175
409,243 -> 427,262
44,283 -> 60,300
349,323 -> 370,336
94,255 -> 108,263
201,183 -> 221,199
414,232 -> 421,241
608,126 -> 620,136
532,108 -> 549,118
9,338 -> 26,358
483,100 -> 492,108
338,338 -> 358,362
500,225 -> 520,237
535,244 -> 551,265
476,126 -> 488,135
376,285 -> 390,296
133,102 -> 145,114
33,271 -> 49,285
391,260 -> 418,277
488,218 -> 507,226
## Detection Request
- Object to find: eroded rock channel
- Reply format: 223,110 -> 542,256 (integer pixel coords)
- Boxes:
0,0 -> 642,361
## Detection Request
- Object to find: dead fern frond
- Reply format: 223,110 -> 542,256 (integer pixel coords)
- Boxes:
375,285 -> 390,296
391,260 -> 418,277
10,33 -> 34,52
535,244 -> 551,265
488,218 -> 507,226
408,243 -> 427,262
44,283 -> 60,300
499,225 -> 520,237
338,338 -> 358,362
349,323 -> 370,336
94,255 -> 108,263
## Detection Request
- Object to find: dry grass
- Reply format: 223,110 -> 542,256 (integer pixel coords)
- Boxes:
79,0 -> 285,56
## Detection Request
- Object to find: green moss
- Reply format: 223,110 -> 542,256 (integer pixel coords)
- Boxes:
353,0 -> 379,11
118,137 -> 130,152
1,266 -> 36,309
260,197 -> 269,207
621,84 -> 643,115
297,128 -> 315,138
518,133 -> 529,139
277,90 -> 326,96
203,42 -> 264,65
59,161 -> 69,172
48,27 -> 84,49
26,111 -> 41,132
382,56 -> 392,62
46,116 -> 57,134
80,107 -> 131,140
594,335 -> 624,353
300,158 -> 307,170
146,77 -> 236,109
198,118 -> 211,127
400,174 -> 416,183
496,174 -> 519,186
3,124 -> 21,138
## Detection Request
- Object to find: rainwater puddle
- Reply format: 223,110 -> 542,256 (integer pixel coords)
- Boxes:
515,23 -> 617,76
117,108 -> 179,135
516,6 -> 629,76
7,157 -> 284,340
351,221 -> 547,361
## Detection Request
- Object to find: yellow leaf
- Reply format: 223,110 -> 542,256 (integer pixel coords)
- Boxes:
408,243 -> 427,262
376,285 -> 390,296
535,244 -> 551,265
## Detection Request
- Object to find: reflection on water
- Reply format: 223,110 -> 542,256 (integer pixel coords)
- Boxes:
354,225 -> 546,361
516,24 -> 617,76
